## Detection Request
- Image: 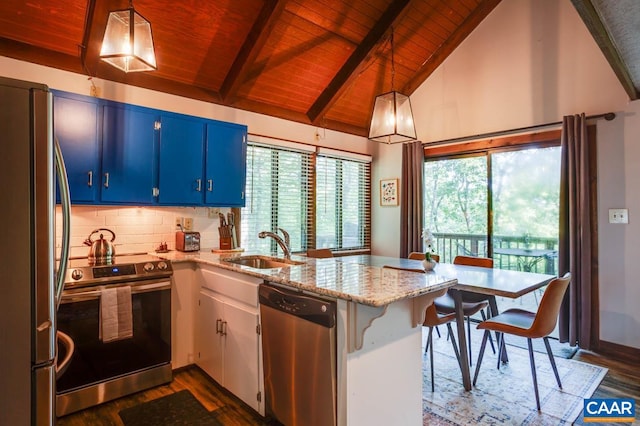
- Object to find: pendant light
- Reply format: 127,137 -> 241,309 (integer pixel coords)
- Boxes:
368,27 -> 417,144
100,0 -> 157,73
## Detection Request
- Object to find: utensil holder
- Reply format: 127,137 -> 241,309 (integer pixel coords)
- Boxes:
220,237 -> 232,250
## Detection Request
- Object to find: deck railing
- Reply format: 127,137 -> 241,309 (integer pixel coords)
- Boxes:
432,232 -> 558,275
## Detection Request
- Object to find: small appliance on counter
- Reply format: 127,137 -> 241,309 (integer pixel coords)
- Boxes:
176,230 -> 200,252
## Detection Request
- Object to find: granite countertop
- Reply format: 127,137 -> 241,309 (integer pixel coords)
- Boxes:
152,250 -> 456,307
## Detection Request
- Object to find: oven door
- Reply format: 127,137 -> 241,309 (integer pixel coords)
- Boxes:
56,279 -> 172,395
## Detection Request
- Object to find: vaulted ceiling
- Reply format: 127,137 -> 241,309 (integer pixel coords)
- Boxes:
0,1 -> 636,138
0,0 -> 501,137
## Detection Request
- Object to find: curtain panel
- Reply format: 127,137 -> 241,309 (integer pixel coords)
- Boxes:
558,113 -> 593,349
400,141 -> 424,258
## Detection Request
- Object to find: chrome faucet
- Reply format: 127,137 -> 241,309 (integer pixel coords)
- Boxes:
259,228 -> 291,258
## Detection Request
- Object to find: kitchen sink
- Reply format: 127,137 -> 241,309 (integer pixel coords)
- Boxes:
223,255 -> 305,269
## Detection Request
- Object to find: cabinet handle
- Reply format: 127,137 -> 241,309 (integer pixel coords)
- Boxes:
196,179 -> 202,192
208,179 -> 213,192
221,321 -> 227,336
104,172 -> 110,188
216,318 -> 222,334
87,171 -> 93,187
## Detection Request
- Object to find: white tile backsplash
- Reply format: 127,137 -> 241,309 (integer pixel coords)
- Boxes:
56,205 -> 228,258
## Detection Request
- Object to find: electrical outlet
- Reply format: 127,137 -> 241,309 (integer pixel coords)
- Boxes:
608,208 -> 629,224
208,207 -> 220,218
175,217 -> 183,229
184,217 -> 194,231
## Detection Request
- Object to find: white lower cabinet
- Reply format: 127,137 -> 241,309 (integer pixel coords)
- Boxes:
196,267 -> 263,414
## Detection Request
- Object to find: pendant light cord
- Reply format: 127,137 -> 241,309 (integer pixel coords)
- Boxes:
390,27 -> 396,91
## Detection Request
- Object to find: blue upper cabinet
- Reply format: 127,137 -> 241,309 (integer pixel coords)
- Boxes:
158,113 -> 206,205
52,90 -> 247,207
101,104 -> 158,204
205,121 -> 247,207
52,91 -> 101,203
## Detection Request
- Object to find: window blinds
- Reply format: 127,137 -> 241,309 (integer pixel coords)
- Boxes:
241,143 -> 314,254
241,141 -> 371,254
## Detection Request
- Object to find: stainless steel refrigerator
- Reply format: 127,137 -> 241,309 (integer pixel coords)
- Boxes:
0,77 -> 71,425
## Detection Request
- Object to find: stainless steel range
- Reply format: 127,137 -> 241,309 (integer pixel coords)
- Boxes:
56,253 -> 173,417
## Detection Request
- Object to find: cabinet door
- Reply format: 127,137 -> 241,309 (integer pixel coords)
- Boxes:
196,290 -> 224,384
53,93 -> 100,203
158,114 -> 205,205
102,104 -> 158,204
205,121 -> 247,206
223,301 -> 261,412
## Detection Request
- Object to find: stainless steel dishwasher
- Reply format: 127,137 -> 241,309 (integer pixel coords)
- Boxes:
259,283 -> 337,426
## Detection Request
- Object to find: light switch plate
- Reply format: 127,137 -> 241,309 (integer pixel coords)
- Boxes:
184,217 -> 194,230
608,208 -> 629,224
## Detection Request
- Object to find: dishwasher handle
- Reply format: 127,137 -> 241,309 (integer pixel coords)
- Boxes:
259,283 -> 336,328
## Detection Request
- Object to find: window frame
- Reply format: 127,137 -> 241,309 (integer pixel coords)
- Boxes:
241,141 -> 371,255
423,129 -> 561,259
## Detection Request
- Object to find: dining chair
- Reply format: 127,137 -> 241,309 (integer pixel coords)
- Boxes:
472,273 -> 571,410
306,248 -> 333,258
433,255 -> 496,365
408,252 -> 440,262
382,265 -> 461,392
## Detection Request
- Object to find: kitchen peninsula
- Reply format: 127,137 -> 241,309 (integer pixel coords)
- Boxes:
157,251 -> 457,425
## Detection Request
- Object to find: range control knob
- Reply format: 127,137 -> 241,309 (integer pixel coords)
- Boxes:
143,262 -> 155,272
157,261 -> 168,270
71,269 -> 83,280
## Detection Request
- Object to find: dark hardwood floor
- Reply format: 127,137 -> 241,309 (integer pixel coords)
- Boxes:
572,350 -> 640,425
57,349 -> 640,425
56,367 -> 271,426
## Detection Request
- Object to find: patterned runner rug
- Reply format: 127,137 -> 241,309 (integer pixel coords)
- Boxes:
422,329 -> 607,425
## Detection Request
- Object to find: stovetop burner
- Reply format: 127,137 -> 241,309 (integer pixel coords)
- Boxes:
63,253 -> 173,290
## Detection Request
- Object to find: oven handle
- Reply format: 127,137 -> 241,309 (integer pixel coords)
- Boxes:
61,280 -> 171,303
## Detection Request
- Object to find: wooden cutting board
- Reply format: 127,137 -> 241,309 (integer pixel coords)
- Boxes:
211,248 -> 245,253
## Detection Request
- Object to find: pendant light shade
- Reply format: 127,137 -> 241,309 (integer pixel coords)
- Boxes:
368,90 -> 416,143
100,5 -> 157,73
368,28 -> 417,144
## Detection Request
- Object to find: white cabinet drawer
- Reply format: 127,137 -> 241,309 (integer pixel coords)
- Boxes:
199,266 -> 261,307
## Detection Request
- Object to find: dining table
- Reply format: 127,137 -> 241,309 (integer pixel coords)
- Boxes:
337,255 -> 555,391
426,262 -> 555,390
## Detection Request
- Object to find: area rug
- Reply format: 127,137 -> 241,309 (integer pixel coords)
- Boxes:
505,335 -> 578,360
119,390 -> 223,426
422,330 -> 607,425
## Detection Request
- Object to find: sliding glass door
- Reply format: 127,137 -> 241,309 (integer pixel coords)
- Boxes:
424,145 -> 561,312
424,155 -> 487,260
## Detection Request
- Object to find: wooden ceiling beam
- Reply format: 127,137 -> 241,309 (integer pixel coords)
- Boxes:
306,0 -> 412,125
402,0 -> 501,94
90,65 -> 222,103
219,0 -> 287,103
0,37 -> 85,74
571,0 -> 639,100
81,0 -> 130,76
231,98 -> 367,137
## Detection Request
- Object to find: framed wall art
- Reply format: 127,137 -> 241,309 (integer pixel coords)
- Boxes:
380,178 -> 399,206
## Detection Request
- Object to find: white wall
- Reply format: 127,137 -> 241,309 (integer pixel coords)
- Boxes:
373,0 -> 639,349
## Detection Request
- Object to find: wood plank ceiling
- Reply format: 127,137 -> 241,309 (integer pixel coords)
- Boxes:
0,0 -> 501,137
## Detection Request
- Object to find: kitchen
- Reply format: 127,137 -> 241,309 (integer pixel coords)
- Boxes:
2,0 -> 640,425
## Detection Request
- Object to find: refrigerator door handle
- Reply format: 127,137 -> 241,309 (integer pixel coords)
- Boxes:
54,136 -> 71,311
